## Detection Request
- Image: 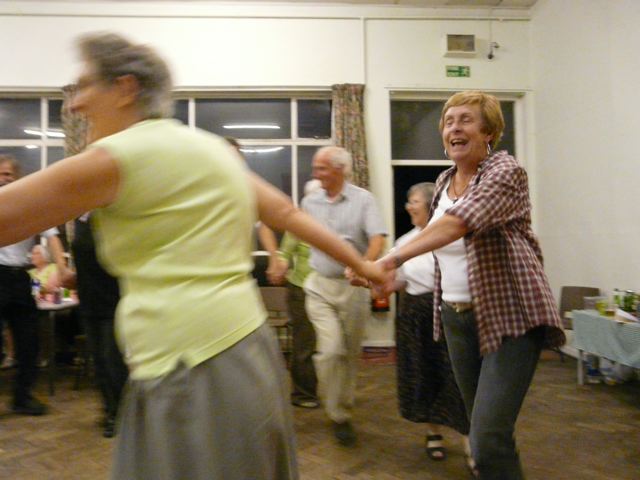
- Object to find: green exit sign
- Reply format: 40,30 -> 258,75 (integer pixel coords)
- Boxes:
446,65 -> 470,77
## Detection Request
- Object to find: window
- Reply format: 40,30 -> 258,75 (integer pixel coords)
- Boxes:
184,96 -> 332,204
0,95 -> 332,205
0,97 -> 65,176
391,98 -> 516,160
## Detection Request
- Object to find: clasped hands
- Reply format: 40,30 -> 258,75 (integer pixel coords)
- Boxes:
344,255 -> 398,299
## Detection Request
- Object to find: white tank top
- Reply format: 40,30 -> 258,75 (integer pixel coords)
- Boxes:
429,181 -> 471,302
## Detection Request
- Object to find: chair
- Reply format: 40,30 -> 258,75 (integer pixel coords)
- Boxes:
559,286 -> 601,329
259,287 -> 292,362
551,286 -> 600,363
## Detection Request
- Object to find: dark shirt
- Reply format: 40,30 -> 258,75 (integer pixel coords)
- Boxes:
72,215 -> 120,319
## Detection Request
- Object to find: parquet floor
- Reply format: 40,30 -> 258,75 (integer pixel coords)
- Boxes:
0,351 -> 639,479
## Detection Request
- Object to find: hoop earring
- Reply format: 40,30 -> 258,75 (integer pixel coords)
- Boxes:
444,148 -> 449,159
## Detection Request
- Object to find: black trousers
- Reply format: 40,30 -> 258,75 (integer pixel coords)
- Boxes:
0,266 -> 39,401
80,312 -> 128,418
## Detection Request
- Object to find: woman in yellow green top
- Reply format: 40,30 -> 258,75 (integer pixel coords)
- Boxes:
0,33 -> 386,480
28,245 -> 60,295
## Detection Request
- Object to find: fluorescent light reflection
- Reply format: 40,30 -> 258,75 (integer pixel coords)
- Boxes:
223,124 -> 280,130
239,147 -> 284,154
24,128 -> 66,138
25,144 -> 39,149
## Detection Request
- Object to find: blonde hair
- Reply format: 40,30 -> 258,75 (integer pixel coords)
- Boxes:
439,91 -> 505,150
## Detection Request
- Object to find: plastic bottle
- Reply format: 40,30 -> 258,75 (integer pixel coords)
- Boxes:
31,279 -> 41,299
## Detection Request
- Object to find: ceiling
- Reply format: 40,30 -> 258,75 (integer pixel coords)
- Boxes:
21,0 -> 538,8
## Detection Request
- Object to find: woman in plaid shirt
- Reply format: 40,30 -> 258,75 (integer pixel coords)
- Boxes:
382,91 -> 565,479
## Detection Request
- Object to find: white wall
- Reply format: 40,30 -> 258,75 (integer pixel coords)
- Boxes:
531,0 -> 640,301
0,1 -> 534,345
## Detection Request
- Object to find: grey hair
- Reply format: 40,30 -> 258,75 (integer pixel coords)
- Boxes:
315,146 -> 353,179
407,182 -> 436,209
76,32 -> 174,119
32,244 -> 51,263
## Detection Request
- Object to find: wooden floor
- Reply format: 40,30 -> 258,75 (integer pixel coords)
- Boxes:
0,351 -> 639,479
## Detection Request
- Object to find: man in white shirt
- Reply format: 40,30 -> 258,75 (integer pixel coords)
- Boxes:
302,146 -> 387,446
0,156 -> 67,415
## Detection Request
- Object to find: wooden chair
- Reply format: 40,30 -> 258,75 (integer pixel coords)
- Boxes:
259,286 -> 292,363
553,286 -> 600,363
559,286 -> 601,329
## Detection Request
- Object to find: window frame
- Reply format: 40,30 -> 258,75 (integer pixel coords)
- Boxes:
175,91 -> 333,206
389,89 -> 526,169
0,93 -> 65,172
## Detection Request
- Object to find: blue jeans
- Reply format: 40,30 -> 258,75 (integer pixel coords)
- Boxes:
441,303 -> 544,480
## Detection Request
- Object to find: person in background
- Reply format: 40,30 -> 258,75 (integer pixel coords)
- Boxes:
378,182 -> 471,468
0,33 -> 386,479
0,321 -> 16,369
379,91 -> 565,479
28,244 -> 61,295
271,179 -> 322,409
0,155 -> 68,415
61,212 -> 128,438
303,146 -> 387,447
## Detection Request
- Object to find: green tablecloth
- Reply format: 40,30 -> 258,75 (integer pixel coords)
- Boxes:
572,310 -> 640,368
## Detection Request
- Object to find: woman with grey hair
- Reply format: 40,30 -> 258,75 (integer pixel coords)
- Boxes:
380,182 -> 470,468
0,32 -> 386,480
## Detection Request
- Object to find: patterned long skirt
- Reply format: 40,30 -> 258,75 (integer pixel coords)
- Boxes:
396,292 -> 469,434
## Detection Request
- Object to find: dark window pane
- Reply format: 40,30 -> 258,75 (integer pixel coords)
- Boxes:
497,101 -> 515,155
0,146 -> 41,177
298,100 -> 331,139
0,99 -> 41,139
391,99 -> 517,159
173,99 -> 188,125
195,99 -> 290,139
393,165 -> 450,238
47,146 -> 65,166
240,145 -> 291,196
297,146 -> 320,204
48,100 -> 64,135
391,101 -> 445,160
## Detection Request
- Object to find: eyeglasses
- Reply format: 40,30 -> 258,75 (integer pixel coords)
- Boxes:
405,200 -> 424,208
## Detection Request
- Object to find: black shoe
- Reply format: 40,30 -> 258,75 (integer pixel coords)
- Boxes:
12,395 -> 48,416
103,417 -> 116,438
333,421 -> 356,447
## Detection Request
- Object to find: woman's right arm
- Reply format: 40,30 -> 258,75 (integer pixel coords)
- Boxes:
0,148 -> 119,247
249,171 -> 387,284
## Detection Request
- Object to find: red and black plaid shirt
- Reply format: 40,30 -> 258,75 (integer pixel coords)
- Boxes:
431,150 -> 565,355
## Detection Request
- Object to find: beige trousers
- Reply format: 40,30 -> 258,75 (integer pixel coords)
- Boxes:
304,272 -> 369,423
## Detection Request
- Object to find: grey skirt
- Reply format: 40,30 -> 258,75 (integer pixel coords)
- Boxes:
111,323 -> 298,480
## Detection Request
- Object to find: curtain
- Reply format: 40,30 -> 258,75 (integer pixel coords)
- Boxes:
61,85 -> 88,242
331,83 -> 368,189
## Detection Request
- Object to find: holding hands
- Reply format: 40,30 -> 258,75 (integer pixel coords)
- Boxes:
345,256 -> 398,298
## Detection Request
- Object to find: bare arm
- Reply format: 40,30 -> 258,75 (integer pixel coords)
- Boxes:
0,148 -> 120,247
364,234 -> 385,261
47,235 -> 67,272
382,214 -> 468,270
257,223 -> 282,285
249,172 -> 386,283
